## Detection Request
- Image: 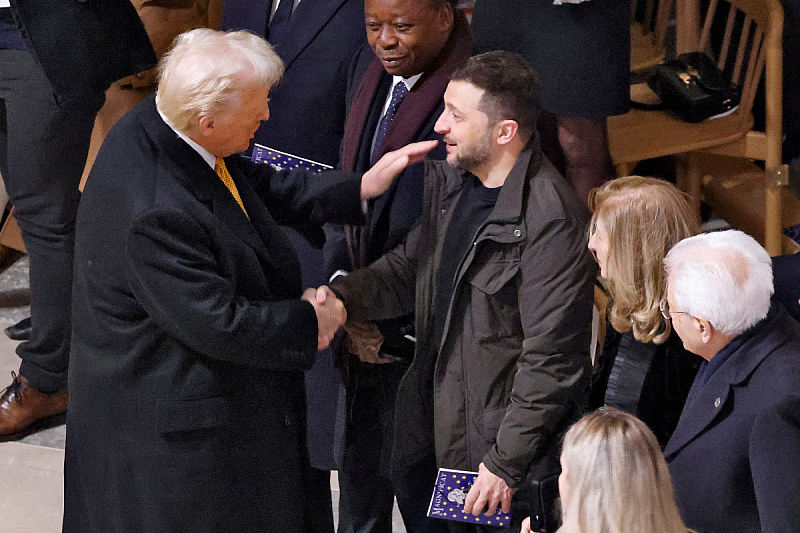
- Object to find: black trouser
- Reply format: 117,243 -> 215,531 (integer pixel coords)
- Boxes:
336,361 -> 446,533
0,49 -> 102,392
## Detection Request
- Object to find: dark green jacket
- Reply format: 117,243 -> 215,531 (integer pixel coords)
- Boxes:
332,139 -> 596,489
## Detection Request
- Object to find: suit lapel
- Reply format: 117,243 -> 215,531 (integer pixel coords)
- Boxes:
273,0 -> 349,69
227,160 -> 304,295
664,323 -> 776,458
663,374 -> 734,458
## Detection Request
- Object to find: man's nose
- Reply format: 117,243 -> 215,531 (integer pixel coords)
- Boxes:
376,26 -> 398,48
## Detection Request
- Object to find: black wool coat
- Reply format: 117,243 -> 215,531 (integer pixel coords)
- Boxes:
666,304 -> 800,533
63,95 -> 365,533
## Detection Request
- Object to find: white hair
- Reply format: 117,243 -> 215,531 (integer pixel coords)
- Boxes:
156,28 -> 284,132
664,230 -> 773,337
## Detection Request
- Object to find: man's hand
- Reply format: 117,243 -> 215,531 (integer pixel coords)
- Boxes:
463,462 -> 515,517
345,321 -> 391,364
302,286 -> 346,349
360,140 -> 438,200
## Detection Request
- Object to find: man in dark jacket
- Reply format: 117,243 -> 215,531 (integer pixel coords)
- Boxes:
330,51 -> 596,532
0,0 -> 156,438
63,28 -> 434,533
663,230 -> 800,533
324,1 -> 471,532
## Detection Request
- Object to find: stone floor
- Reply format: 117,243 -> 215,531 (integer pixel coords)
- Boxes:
0,254 -> 406,532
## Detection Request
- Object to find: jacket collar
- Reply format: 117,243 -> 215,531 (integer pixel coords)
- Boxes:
439,135 -> 544,244
664,303 -> 794,458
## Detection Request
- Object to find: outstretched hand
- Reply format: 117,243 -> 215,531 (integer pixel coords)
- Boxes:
360,140 -> 439,200
302,286 -> 346,349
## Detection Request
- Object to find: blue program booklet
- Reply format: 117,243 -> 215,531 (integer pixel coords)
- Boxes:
251,143 -> 332,173
427,468 -> 512,528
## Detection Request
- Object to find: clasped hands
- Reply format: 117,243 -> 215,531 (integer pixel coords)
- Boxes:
301,285 -> 346,350
301,286 -> 391,360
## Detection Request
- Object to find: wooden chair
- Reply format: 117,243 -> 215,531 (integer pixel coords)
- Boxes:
609,0 -> 785,253
630,0 -> 674,72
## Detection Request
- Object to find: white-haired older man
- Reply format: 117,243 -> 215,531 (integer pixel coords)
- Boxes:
63,28 -> 434,533
663,230 -> 800,533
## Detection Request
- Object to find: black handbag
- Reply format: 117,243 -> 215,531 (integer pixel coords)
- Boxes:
634,51 -> 741,123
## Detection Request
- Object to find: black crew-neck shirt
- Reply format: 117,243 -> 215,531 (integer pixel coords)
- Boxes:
432,173 -> 501,349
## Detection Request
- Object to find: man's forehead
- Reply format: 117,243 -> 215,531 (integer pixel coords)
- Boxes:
444,80 -> 485,108
365,0 -> 431,17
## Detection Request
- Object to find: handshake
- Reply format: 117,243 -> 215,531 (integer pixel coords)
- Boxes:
301,286 -> 345,350
301,286 -> 385,359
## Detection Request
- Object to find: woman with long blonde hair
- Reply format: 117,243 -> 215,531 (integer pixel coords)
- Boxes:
586,176 -> 701,446
522,408 -> 690,533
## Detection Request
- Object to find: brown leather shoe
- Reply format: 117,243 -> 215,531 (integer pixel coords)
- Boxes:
0,372 -> 68,439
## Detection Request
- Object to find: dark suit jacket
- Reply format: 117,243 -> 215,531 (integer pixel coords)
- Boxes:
10,0 -> 155,108
63,95 -> 365,533
223,0 -> 366,167
665,304 -> 800,533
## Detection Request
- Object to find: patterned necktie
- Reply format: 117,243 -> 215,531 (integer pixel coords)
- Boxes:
214,157 -> 248,217
371,81 -> 409,166
267,0 -> 294,45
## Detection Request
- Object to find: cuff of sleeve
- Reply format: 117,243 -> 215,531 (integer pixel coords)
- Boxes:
482,448 -> 522,490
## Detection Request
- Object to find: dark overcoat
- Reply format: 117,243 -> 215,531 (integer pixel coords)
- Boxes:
63,95 -> 365,533
665,304 -> 800,533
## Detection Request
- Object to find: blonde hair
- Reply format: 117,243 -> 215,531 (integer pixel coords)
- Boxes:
588,177 -> 699,343
558,408 -> 688,533
156,28 -> 284,132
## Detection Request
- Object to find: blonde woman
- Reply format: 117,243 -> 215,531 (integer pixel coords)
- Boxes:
586,176 -> 701,446
522,408 -> 690,533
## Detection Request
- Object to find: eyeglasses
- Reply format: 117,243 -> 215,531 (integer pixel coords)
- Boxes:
659,300 -> 688,321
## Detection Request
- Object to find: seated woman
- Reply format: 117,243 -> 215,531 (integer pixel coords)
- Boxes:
586,176 -> 701,446
522,408 -> 690,533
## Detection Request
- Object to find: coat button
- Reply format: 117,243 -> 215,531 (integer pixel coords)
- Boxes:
441,208 -> 446,214
513,229 -> 521,237
714,397 -> 721,408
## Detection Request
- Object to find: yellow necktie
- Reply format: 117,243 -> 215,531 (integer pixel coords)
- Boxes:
214,157 -> 248,217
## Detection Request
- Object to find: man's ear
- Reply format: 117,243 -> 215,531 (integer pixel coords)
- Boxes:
436,1 -> 455,32
496,119 -> 519,146
697,317 -> 715,344
197,114 -> 214,133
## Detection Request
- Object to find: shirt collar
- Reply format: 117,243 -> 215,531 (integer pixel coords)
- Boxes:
391,72 -> 423,93
156,102 -> 216,170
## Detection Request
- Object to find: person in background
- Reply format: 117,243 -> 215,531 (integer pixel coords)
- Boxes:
62,28 -> 434,532
470,0 -> 630,204
521,408 -> 689,533
664,230 -> 800,533
222,2 -> 366,530
323,1 -> 471,531
0,0 -> 156,439
586,177 -> 701,446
